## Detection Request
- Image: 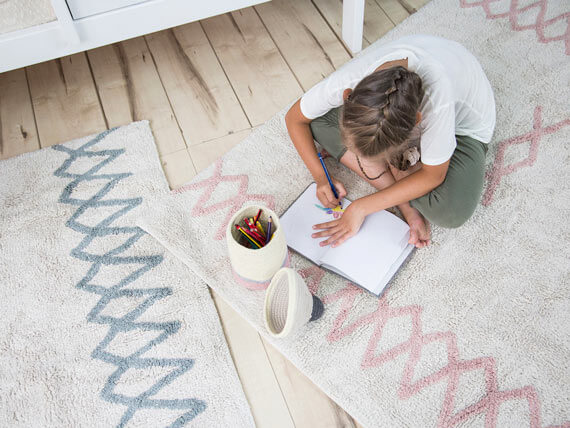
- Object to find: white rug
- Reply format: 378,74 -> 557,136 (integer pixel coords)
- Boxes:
138,0 -> 569,427
0,123 -> 254,427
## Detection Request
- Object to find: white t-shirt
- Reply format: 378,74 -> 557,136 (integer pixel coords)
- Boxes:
300,34 -> 496,165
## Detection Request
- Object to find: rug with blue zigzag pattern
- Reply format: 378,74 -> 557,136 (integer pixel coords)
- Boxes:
0,121 -> 254,427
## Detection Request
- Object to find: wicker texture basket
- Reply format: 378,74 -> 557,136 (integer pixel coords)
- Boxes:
226,205 -> 288,290
263,268 -> 314,338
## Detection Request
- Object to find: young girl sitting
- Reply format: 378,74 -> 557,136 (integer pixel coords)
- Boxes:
285,34 -> 495,248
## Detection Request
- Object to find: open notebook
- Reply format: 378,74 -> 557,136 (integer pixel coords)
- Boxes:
280,183 -> 414,296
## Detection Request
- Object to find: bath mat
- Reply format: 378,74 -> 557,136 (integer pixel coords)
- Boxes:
0,123 -> 254,427
138,0 -> 570,426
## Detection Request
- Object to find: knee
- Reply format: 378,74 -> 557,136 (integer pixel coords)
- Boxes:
413,188 -> 479,229
436,202 -> 475,228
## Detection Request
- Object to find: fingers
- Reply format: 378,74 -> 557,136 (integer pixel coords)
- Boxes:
319,187 -> 336,208
320,230 -> 346,246
335,181 -> 347,200
312,220 -> 344,246
325,189 -> 336,208
313,220 -> 338,231
311,229 -> 335,239
312,221 -> 355,247
331,232 -> 353,247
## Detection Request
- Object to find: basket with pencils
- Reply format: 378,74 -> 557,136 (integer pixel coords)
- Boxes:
226,205 -> 289,290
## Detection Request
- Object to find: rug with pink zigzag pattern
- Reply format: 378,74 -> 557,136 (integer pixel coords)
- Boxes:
138,0 -> 569,426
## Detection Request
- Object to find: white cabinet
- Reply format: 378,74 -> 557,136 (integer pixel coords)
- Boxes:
66,0 -> 150,19
0,0 -> 271,72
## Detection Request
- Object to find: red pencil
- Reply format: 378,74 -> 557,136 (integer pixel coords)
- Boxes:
238,224 -> 265,245
235,225 -> 261,248
248,229 -> 266,245
244,217 -> 254,230
254,209 -> 262,224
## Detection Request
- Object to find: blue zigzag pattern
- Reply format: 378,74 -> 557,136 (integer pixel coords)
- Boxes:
53,129 -> 207,427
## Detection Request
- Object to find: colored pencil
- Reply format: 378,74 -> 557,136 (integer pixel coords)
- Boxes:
236,225 -> 261,248
318,152 -> 342,208
266,216 -> 272,243
247,229 -> 266,245
240,226 -> 263,248
254,209 -> 262,223
256,220 -> 265,235
244,217 -> 255,230
245,218 -> 261,236
240,223 -> 265,244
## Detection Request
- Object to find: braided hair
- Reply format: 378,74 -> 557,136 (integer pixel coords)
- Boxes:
340,66 -> 424,159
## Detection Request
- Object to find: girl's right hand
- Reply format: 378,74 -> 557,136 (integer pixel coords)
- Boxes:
316,177 -> 347,208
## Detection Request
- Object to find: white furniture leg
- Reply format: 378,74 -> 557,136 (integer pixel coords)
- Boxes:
50,0 -> 80,45
342,0 -> 365,54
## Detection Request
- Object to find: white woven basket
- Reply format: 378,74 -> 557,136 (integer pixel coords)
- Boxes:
263,268 -> 314,338
226,205 -> 288,290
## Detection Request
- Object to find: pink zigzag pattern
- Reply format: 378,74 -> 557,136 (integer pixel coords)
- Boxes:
165,120 -> 570,424
460,0 -> 570,55
172,158 -> 275,240
482,106 -> 570,206
299,266 -> 569,428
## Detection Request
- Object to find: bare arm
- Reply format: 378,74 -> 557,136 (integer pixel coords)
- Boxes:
311,161 -> 449,248
285,99 -> 326,181
285,99 -> 346,207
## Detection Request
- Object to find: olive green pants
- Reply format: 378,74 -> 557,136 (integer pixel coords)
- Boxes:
309,107 -> 488,228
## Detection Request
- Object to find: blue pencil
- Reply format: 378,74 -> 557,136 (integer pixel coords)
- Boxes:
317,152 -> 342,208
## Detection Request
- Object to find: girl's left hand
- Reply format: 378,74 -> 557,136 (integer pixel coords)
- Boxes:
312,202 -> 366,247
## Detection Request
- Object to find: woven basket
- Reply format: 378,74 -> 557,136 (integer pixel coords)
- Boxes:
263,268 -> 314,338
226,205 -> 288,290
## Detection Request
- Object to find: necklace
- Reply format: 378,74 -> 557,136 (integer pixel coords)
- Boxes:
356,155 -> 386,180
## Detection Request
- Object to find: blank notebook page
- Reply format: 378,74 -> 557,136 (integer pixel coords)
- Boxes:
281,183 -> 410,292
280,183 -> 351,263
319,210 -> 410,290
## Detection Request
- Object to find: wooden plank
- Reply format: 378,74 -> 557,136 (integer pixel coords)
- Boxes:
263,340 -> 360,428
188,128 -> 251,172
26,53 -> 106,147
87,38 -> 187,156
211,291 -> 295,428
160,149 -> 197,190
0,69 -> 40,159
255,0 -> 351,91
312,0 -> 394,49
86,44 -> 134,129
375,0 -> 410,26
359,0 -> 395,46
145,24 -> 250,146
399,0 -> 431,14
201,8 -> 303,126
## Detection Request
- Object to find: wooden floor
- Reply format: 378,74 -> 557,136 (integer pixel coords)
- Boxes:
0,0 -> 429,425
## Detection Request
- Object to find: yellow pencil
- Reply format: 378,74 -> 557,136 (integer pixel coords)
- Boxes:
256,221 -> 265,235
236,225 -> 262,248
